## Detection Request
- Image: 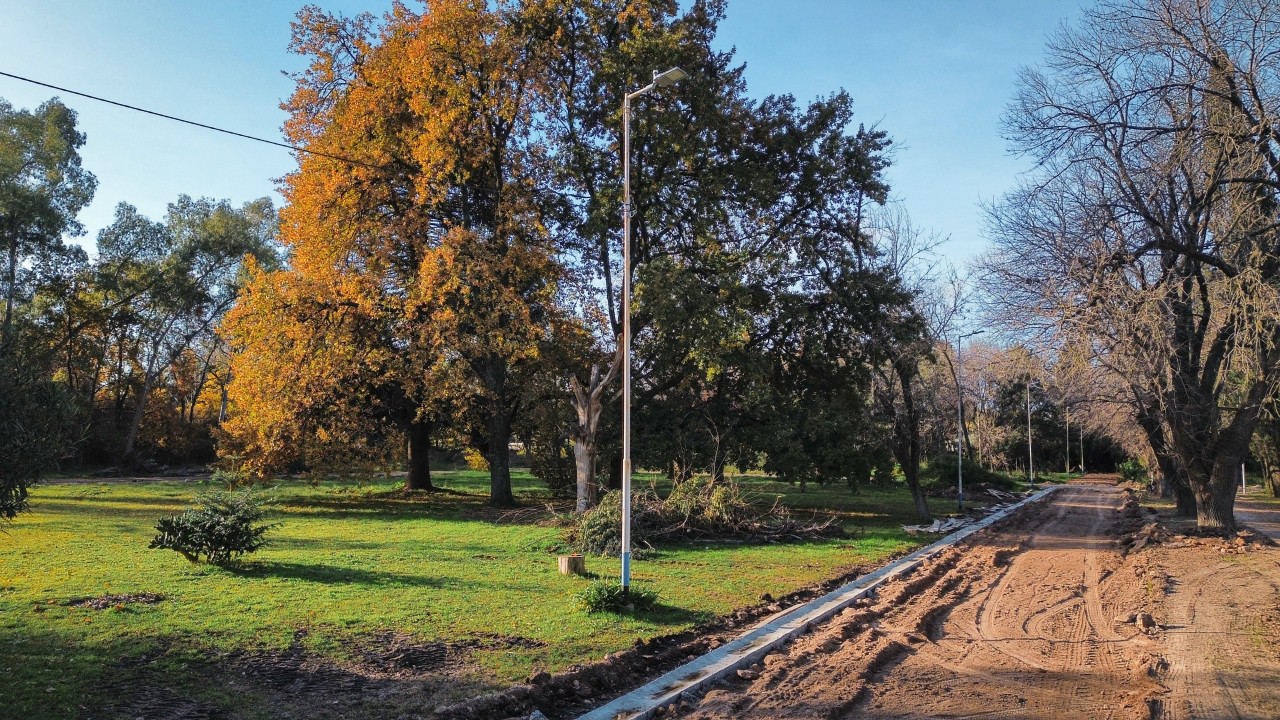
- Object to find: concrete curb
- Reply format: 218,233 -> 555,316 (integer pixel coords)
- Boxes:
575,484 -> 1067,720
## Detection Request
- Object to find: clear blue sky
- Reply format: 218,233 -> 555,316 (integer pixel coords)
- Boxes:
0,0 -> 1083,262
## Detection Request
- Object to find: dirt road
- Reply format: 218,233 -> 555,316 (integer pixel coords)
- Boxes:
670,480 -> 1280,720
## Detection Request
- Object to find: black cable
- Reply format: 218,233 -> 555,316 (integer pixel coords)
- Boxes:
0,69 -> 381,169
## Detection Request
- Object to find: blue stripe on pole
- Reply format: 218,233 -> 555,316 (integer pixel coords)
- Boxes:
622,552 -> 631,587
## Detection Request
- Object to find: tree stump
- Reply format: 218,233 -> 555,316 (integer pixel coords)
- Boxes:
558,554 -> 585,576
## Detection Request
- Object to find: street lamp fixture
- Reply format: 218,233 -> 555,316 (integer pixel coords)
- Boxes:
621,67 -> 687,593
653,67 -> 689,87
957,329 -> 984,511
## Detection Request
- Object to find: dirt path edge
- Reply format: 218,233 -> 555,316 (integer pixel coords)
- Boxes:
574,485 -> 1068,720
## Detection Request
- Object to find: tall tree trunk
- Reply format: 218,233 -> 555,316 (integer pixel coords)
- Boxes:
1172,384 -> 1262,535
406,418 -> 433,491
607,453 -> 622,491
1135,399 -> 1196,517
477,355 -> 515,507
1152,452 -> 1196,517
569,352 -> 621,513
960,399 -> 975,461
121,366 -> 158,464
487,408 -> 514,507
572,440 -> 597,512
1174,478 -> 1197,517
893,355 -> 931,523
3,232 -> 17,346
1194,455 -> 1240,535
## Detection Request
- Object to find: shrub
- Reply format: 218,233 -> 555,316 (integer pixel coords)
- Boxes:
529,439 -> 574,498
463,447 -> 489,472
1117,458 -> 1147,484
574,578 -> 658,614
149,490 -> 275,565
920,455 -> 1019,491
0,349 -> 81,520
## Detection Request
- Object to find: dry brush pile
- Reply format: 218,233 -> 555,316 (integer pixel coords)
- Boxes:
565,478 -> 843,556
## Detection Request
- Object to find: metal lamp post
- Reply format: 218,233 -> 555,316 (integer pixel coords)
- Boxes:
621,66 -> 687,593
956,329 -> 984,510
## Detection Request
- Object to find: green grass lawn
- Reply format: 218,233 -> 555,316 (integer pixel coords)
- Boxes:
1,470 -> 958,719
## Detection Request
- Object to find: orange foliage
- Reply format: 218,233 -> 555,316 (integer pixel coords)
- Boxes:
223,1 -> 575,497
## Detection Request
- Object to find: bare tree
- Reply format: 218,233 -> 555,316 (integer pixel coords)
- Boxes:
869,203 -> 955,522
568,347 -> 621,512
982,0 -> 1280,534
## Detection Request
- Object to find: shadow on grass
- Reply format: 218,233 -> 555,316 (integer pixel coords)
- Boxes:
587,602 -> 713,626
228,561 -> 445,588
29,491 -> 542,526
646,602 -> 715,626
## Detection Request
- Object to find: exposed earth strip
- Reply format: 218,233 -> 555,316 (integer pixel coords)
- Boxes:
658,480 -> 1280,720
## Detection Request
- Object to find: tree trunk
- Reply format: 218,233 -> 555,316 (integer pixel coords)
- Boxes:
487,408 -> 515,507
961,400 -> 975,461
121,367 -> 157,464
573,439 -> 597,512
1194,455 -> 1239,535
607,453 -> 622,491
1174,480 -> 1197,517
568,354 -> 621,513
893,355 -> 931,523
474,354 -> 516,507
2,231 -> 16,345
1270,467 -> 1280,498
406,418 -> 433,491
677,462 -> 692,483
1173,388 -> 1262,535
1136,400 -> 1196,517
1153,452 -> 1196,517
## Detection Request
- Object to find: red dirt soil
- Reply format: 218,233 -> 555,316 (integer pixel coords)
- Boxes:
665,478 -> 1280,720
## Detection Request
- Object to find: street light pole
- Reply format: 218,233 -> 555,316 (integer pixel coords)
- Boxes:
956,330 -> 983,510
621,67 -> 687,593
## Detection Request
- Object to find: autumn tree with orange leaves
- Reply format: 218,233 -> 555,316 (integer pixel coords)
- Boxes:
224,0 -> 573,505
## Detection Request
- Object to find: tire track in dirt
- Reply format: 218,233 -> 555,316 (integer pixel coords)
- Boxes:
669,481 -> 1164,720
1156,551 -> 1280,719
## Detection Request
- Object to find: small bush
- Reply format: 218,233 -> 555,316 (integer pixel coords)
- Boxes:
463,448 -> 489,472
149,490 -> 275,565
574,578 -> 658,614
920,455 -> 1019,491
529,439 -> 574,498
1117,458 -> 1147,484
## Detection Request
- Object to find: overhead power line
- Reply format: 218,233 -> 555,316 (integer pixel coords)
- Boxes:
0,69 -> 380,169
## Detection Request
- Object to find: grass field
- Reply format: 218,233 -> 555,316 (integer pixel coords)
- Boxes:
1,470 -> 964,719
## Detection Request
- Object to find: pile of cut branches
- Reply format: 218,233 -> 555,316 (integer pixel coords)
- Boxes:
568,478 -> 842,556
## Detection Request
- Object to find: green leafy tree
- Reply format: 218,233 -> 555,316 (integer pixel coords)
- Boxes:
0,345 -> 80,519
1,98 -> 95,345
547,0 -> 913,497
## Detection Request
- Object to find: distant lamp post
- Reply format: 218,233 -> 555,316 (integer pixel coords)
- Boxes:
956,330 -> 984,510
621,67 -> 687,593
